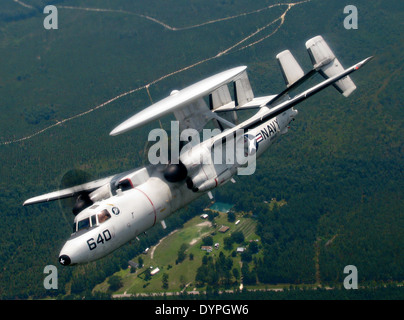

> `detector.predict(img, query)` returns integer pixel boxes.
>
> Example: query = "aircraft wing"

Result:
[110,66,254,136]
[23,175,115,206]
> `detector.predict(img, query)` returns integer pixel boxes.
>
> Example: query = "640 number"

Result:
[87,229,112,250]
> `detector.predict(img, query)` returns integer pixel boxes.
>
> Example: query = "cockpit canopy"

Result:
[72,209,111,234]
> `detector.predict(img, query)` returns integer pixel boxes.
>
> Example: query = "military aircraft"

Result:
[23,36,372,266]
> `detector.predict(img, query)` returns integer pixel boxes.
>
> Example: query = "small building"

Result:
[128,261,139,269]
[200,213,208,219]
[143,247,149,254]
[151,267,160,276]
[237,247,246,253]
[219,225,229,233]
[235,220,240,225]
[214,243,219,249]
[201,246,212,252]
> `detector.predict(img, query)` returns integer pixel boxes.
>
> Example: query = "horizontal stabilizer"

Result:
[269,50,317,106]
[306,35,356,97]
[230,56,372,135]
[276,50,304,87]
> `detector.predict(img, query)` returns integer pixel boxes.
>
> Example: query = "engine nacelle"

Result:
[89,183,113,202]
[192,168,235,192]
[181,144,212,176]
[180,141,237,193]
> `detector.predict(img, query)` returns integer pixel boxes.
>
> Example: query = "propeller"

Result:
[57,168,94,225]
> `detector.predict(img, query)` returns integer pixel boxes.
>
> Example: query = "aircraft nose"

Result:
[59,254,71,266]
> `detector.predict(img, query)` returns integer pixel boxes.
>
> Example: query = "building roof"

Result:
[151,267,160,275]
[219,225,229,233]
[128,261,139,268]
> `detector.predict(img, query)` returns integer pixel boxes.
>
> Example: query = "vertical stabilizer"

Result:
[276,50,304,87]
[305,35,356,97]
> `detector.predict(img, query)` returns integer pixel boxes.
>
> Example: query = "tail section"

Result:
[268,50,317,106]
[305,35,357,97]
[276,50,305,88]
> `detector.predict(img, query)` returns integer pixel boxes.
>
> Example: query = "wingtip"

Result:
[364,55,374,64]
[23,199,32,206]
[109,125,125,136]
[363,56,375,64]
[356,56,374,69]
[109,129,119,136]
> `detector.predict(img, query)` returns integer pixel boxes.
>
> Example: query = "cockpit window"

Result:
[77,218,90,231]
[98,209,111,224]
[117,179,133,192]
[72,210,111,234]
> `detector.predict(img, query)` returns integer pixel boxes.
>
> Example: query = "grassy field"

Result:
[93,205,262,295]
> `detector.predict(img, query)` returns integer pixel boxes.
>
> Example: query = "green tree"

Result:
[202,235,213,246]
[144,269,151,282]
[162,273,169,289]
[233,268,240,280]
[224,236,234,250]
[177,243,188,264]
[249,241,259,254]
[241,263,256,285]
[108,275,123,291]
[241,250,252,263]
[227,211,236,222]
[231,231,245,244]
[138,256,144,267]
